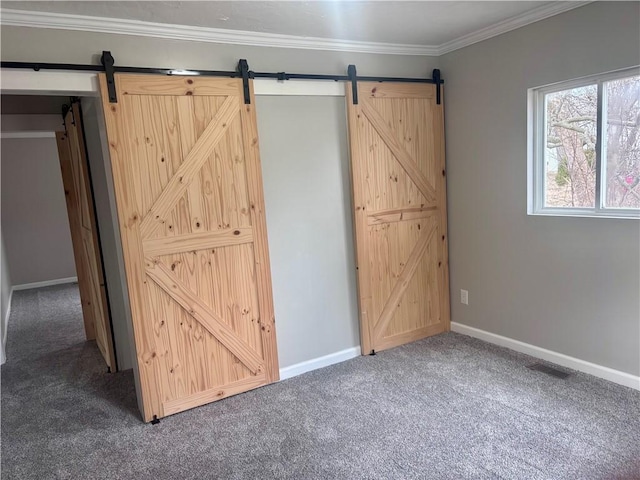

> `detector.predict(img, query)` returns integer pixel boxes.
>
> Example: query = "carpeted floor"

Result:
[1,284,639,480]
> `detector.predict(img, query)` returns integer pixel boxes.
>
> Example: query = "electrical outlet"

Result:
[460,289,469,305]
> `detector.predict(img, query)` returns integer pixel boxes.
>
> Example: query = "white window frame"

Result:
[528,66,640,219]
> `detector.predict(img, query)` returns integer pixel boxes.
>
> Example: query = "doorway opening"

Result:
[1,93,137,414]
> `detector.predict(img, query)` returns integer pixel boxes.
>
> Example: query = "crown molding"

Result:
[437,1,593,55]
[0,8,438,56]
[0,3,592,58]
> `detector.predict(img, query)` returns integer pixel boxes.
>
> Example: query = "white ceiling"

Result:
[2,1,584,49]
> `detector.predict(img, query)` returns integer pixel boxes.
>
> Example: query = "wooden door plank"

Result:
[375,323,446,352]
[372,223,437,341]
[239,79,279,383]
[143,227,254,257]
[346,95,376,356]
[57,105,117,372]
[367,206,437,225]
[434,90,451,333]
[145,260,264,375]
[140,96,239,238]
[67,103,117,371]
[56,131,96,341]
[175,96,206,233]
[360,82,436,99]
[118,74,239,97]
[162,373,266,417]
[360,99,436,204]
[100,74,161,421]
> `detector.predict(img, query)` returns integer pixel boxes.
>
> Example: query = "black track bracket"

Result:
[347,64,358,105]
[151,415,160,425]
[433,68,442,105]
[237,59,253,104]
[101,51,117,103]
[61,104,71,128]
[369,350,376,356]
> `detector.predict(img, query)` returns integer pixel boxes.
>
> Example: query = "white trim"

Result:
[451,322,640,391]
[3,288,12,343]
[0,69,345,98]
[0,69,99,96]
[279,346,360,381]
[0,8,436,56]
[437,1,593,55]
[0,4,591,57]
[12,276,78,291]
[254,79,345,97]
[0,131,56,139]
[1,288,10,365]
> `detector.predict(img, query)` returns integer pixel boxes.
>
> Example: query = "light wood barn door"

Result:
[99,74,279,422]
[347,82,450,355]
[56,103,116,371]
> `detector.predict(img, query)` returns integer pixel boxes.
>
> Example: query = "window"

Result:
[529,67,640,218]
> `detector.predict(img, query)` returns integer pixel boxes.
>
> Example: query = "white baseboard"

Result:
[3,288,12,325]
[279,346,361,381]
[12,276,78,291]
[451,322,640,391]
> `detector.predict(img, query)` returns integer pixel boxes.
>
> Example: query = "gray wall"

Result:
[1,137,77,286]
[1,232,11,364]
[440,1,640,375]
[256,96,360,367]
[81,98,134,371]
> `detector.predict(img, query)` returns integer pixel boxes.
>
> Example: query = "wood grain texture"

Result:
[118,74,239,97]
[100,75,159,420]
[347,82,450,355]
[162,374,266,417]
[345,93,375,356]
[139,96,239,238]
[99,74,278,421]
[367,206,437,225]
[238,79,280,383]
[56,131,96,342]
[435,87,451,333]
[143,227,253,257]
[373,222,437,341]
[362,82,435,99]
[144,260,264,374]
[56,104,116,371]
[360,99,436,203]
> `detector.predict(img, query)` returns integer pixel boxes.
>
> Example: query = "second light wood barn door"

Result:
[100,74,278,422]
[347,82,450,355]
[56,103,116,371]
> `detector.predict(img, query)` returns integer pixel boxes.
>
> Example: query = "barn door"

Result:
[99,74,279,421]
[347,83,450,355]
[56,102,117,371]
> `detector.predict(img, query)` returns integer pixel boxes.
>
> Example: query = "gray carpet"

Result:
[1,284,639,480]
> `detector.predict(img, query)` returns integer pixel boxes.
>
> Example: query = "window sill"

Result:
[528,209,640,220]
